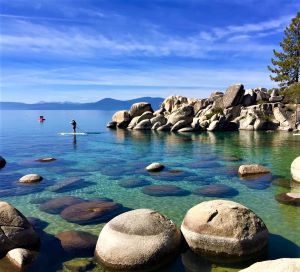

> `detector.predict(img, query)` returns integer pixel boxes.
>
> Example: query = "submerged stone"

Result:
[35,157,56,163]
[142,185,190,197]
[39,196,86,214]
[60,201,123,224]
[95,209,181,271]
[118,178,151,188]
[181,200,268,263]
[193,184,238,198]
[146,162,165,172]
[56,231,98,257]
[276,192,300,206]
[47,177,84,193]
[63,258,95,272]
[240,173,273,190]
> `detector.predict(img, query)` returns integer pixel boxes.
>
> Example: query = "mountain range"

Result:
[0,97,164,110]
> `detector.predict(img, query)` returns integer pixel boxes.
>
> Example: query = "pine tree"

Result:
[268,12,300,87]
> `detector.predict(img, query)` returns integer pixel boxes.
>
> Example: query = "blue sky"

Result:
[1,0,299,102]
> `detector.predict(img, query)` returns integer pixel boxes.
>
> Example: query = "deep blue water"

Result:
[0,110,300,272]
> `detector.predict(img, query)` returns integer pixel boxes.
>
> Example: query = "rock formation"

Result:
[108,84,298,132]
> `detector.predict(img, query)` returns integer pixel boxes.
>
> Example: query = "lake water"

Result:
[0,110,300,272]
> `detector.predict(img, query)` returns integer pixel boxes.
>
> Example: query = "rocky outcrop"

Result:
[108,84,298,132]
[95,209,181,271]
[0,201,40,255]
[240,258,300,272]
[6,248,37,269]
[291,157,300,182]
[181,200,268,262]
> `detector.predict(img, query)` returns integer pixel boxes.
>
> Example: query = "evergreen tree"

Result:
[268,12,300,87]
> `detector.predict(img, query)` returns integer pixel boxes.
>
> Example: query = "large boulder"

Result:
[130,102,153,118]
[95,209,181,271]
[223,84,245,109]
[133,119,152,130]
[240,258,300,272]
[0,201,40,255]
[181,200,268,262]
[150,115,167,126]
[171,118,193,132]
[291,157,300,182]
[238,164,270,176]
[112,110,131,128]
[168,105,194,125]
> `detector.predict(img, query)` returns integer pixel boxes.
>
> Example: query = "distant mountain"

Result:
[0,97,164,110]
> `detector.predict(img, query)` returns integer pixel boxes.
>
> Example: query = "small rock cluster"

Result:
[108,84,299,132]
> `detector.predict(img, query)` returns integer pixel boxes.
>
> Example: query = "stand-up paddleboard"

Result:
[59,132,87,136]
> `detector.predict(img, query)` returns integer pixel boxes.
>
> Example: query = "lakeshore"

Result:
[0,109,300,271]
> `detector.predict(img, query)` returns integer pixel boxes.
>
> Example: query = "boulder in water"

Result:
[0,156,7,169]
[146,162,165,172]
[19,174,43,183]
[181,200,268,262]
[95,209,181,271]
[291,157,300,182]
[238,164,270,176]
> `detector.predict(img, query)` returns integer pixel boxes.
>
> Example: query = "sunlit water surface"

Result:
[0,110,300,272]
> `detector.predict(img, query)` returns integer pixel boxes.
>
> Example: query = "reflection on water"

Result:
[0,110,300,272]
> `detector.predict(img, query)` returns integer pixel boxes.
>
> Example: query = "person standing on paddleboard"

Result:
[71,120,77,133]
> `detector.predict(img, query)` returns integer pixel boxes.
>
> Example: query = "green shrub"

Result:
[282,83,300,103]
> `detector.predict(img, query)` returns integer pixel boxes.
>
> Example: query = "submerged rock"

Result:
[146,162,165,172]
[118,178,151,188]
[47,177,84,193]
[39,196,85,214]
[0,201,40,255]
[0,156,7,169]
[240,258,300,272]
[60,201,123,224]
[19,174,43,183]
[276,192,300,206]
[291,157,300,182]
[35,157,56,163]
[95,209,181,271]
[63,258,95,272]
[181,200,268,263]
[56,231,98,257]
[193,184,238,198]
[142,185,190,197]
[238,164,270,176]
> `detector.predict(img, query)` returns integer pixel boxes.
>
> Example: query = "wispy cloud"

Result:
[0,14,292,59]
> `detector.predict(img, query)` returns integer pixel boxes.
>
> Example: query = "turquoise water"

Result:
[0,110,300,272]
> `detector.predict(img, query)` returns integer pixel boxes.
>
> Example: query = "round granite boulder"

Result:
[56,230,98,257]
[181,200,268,263]
[95,209,181,271]
[0,201,40,255]
[240,258,300,272]
[39,196,85,214]
[275,192,300,206]
[193,184,238,198]
[0,156,6,169]
[60,201,123,224]
[146,162,165,172]
[291,157,300,182]
[142,185,190,197]
[19,174,43,183]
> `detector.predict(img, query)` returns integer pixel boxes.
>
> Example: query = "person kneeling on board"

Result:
[70,120,77,133]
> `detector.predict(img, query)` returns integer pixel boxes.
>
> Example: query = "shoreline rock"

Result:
[291,157,300,182]
[238,164,270,176]
[107,84,298,132]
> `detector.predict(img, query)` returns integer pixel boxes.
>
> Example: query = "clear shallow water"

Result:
[0,110,300,272]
